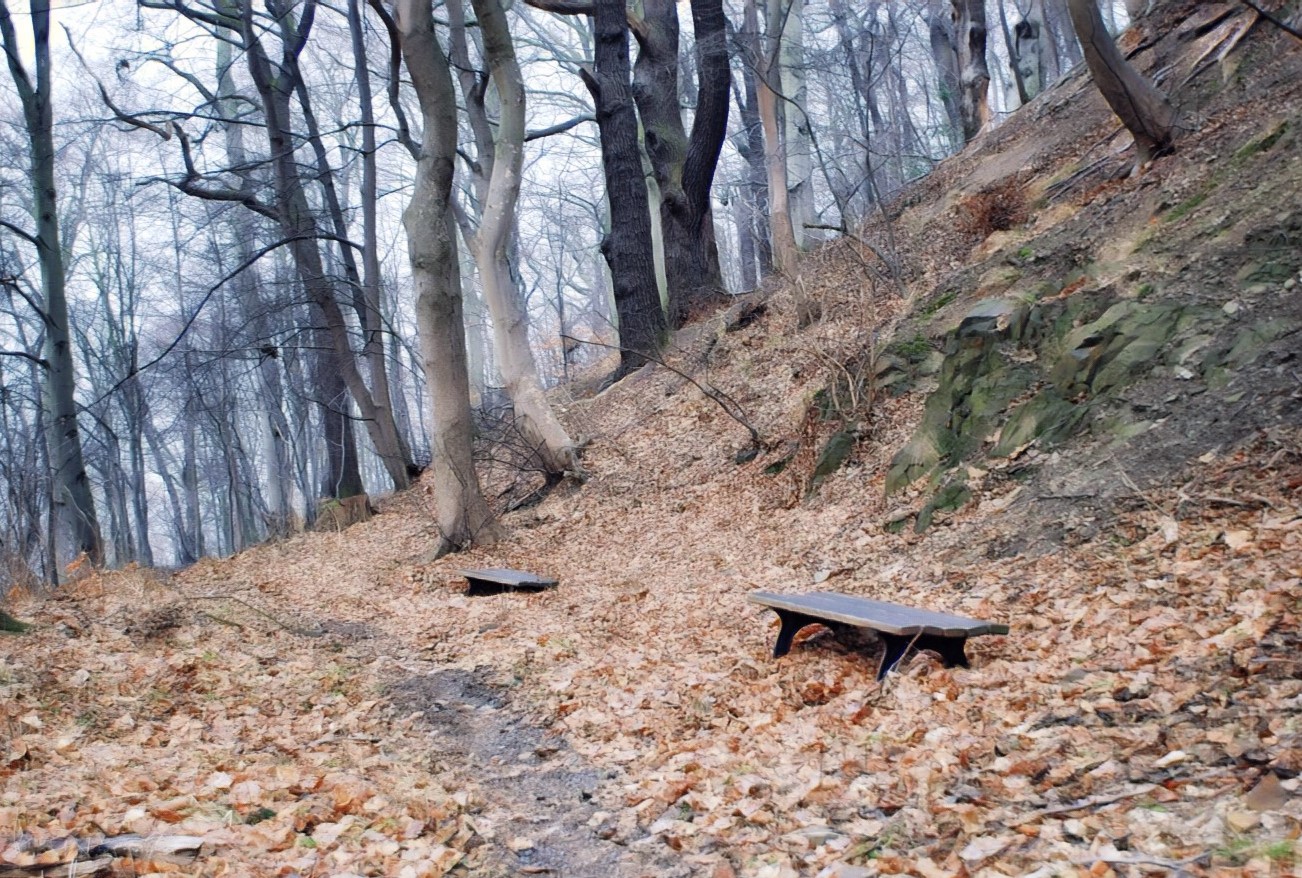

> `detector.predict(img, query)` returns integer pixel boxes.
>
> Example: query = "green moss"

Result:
[915,477,972,532]
[1233,121,1291,163]
[0,611,29,634]
[1164,188,1213,223]
[892,333,933,361]
[919,290,957,316]
[808,430,857,496]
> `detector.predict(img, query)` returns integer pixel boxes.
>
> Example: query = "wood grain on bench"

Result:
[749,590,1008,679]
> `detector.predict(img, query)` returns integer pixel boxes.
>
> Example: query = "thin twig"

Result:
[564,335,764,448]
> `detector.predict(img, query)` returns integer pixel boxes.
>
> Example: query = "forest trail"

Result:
[5,4,1302,874]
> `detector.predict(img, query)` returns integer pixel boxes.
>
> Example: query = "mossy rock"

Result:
[992,389,1084,457]
[1,610,30,634]
[808,430,857,495]
[915,476,972,532]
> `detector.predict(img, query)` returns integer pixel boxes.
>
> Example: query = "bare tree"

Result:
[951,0,991,141]
[397,0,499,553]
[0,0,103,573]
[1067,0,1176,162]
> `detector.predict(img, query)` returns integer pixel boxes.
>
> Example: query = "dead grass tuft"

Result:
[956,177,1030,239]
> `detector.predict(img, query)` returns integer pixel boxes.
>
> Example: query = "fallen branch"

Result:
[1007,783,1158,826]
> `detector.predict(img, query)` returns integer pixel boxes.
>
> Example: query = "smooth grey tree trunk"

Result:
[397,0,498,553]
[1067,0,1176,162]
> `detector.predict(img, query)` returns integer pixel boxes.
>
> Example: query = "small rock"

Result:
[1154,750,1188,768]
[1223,300,1243,316]
[507,836,535,852]
[1245,773,1290,812]
[1226,810,1260,832]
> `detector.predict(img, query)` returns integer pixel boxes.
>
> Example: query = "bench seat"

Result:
[460,568,558,596]
[749,590,1008,680]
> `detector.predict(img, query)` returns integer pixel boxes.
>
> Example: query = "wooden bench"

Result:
[749,591,1009,680]
[460,568,558,597]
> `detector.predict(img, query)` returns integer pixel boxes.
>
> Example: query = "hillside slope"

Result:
[3,4,1301,876]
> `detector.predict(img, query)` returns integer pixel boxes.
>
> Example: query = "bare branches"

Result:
[525,113,595,141]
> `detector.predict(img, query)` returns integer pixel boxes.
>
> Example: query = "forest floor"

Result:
[4,3,1302,876]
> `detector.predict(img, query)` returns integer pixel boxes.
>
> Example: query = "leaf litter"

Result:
[5,9,1302,875]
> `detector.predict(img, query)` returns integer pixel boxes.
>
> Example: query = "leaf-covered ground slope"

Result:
[4,3,1302,875]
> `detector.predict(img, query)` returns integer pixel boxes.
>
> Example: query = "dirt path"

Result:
[387,665,688,878]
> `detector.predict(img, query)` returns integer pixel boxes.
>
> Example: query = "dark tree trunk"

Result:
[630,0,729,326]
[313,328,365,499]
[586,0,666,374]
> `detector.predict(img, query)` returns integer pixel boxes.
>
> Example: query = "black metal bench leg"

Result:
[919,634,970,669]
[772,611,822,658]
[876,633,914,680]
[876,633,969,679]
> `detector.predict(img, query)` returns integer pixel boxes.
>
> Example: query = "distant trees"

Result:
[0,0,103,574]
[1,0,1165,583]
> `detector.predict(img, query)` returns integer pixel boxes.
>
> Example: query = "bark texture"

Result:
[746,0,799,276]
[587,0,667,374]
[631,0,731,325]
[1067,0,1176,162]
[397,0,498,552]
[951,0,991,142]
[458,0,579,476]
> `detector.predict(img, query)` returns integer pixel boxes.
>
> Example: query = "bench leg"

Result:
[875,633,969,680]
[772,611,823,658]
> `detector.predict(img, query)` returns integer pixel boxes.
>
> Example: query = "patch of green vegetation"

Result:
[919,290,958,317]
[1264,840,1297,865]
[1233,121,1291,163]
[892,333,933,361]
[808,430,857,496]
[1216,836,1256,866]
[245,807,276,825]
[298,836,318,849]
[1017,246,1035,261]
[1164,188,1213,223]
[1136,282,1154,299]
[0,610,30,634]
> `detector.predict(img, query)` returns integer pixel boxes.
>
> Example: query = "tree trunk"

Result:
[733,27,773,280]
[1067,0,1176,162]
[778,0,813,248]
[0,0,103,575]
[745,0,799,276]
[632,0,730,325]
[587,0,667,374]
[928,0,965,150]
[460,0,579,476]
[397,0,498,553]
[951,0,991,141]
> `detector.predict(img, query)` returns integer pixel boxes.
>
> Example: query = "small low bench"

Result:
[749,591,1009,680]
[460,568,558,597]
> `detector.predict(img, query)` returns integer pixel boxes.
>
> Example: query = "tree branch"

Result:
[0,219,37,246]
[0,349,49,369]
[525,113,594,141]
[522,0,594,15]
